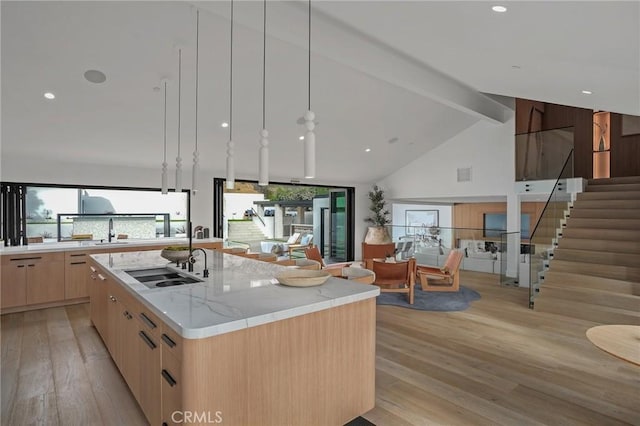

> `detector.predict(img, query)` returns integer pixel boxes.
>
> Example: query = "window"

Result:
[2,182,189,244]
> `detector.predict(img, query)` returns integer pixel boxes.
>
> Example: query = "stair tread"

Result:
[547,259,640,282]
[543,270,640,294]
[557,238,640,254]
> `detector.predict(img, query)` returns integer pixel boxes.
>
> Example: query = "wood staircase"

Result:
[534,176,640,325]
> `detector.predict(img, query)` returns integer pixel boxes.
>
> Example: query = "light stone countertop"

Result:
[0,237,223,255]
[91,249,380,340]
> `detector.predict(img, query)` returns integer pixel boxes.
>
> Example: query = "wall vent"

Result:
[457,167,472,182]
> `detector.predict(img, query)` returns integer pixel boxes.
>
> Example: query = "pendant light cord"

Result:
[229,0,234,142]
[178,49,182,157]
[262,0,266,129]
[308,0,311,111]
[163,82,167,162]
[195,10,199,151]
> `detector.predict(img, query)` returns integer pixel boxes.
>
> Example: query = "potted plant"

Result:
[364,185,392,244]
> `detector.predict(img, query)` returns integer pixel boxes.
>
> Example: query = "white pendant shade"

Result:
[191,151,199,194]
[259,129,269,186]
[226,140,235,189]
[304,110,315,179]
[175,157,183,192]
[161,161,168,194]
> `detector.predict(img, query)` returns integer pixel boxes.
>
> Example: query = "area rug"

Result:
[376,284,481,311]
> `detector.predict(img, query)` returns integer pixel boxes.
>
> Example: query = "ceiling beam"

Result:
[198,1,512,125]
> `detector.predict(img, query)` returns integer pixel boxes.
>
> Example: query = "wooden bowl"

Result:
[275,269,331,287]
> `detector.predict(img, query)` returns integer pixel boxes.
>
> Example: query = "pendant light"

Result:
[303,0,315,179]
[258,0,269,186]
[191,10,200,195]
[161,80,169,194]
[175,48,183,192]
[226,0,235,190]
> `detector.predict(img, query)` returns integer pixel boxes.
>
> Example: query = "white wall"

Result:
[378,117,516,200]
[378,114,520,277]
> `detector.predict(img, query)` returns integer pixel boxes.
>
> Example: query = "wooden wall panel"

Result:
[610,113,640,177]
[452,202,546,243]
[516,99,593,179]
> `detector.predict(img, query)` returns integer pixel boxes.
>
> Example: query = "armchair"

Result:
[416,249,463,292]
[287,234,314,258]
[364,258,416,304]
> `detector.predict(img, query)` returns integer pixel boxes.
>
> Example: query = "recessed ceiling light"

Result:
[43,92,55,100]
[221,122,229,128]
[299,136,304,140]
[365,148,371,152]
[84,69,107,84]
[582,90,593,95]
[492,5,507,12]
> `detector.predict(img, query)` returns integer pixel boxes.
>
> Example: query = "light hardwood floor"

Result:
[1,271,639,425]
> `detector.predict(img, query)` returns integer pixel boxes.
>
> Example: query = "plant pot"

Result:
[364,226,392,244]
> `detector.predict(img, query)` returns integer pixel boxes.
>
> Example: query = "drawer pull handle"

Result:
[139,312,157,329]
[10,256,41,261]
[17,265,25,268]
[70,261,87,265]
[89,266,96,273]
[97,274,106,281]
[161,334,176,348]
[161,369,177,387]
[27,264,35,267]
[109,295,117,302]
[138,331,156,350]
[70,253,86,257]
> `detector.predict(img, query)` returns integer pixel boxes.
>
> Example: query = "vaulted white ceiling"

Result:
[2,1,638,185]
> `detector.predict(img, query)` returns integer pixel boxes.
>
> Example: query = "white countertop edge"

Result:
[174,287,380,340]
[0,238,223,255]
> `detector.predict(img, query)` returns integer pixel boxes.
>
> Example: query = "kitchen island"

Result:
[89,249,379,426]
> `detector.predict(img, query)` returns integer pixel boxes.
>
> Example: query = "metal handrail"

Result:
[529,149,574,239]
[249,208,266,227]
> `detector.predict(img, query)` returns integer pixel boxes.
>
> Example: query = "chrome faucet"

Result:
[188,248,209,278]
[108,218,115,243]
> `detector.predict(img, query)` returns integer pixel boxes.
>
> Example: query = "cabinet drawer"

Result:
[2,251,64,266]
[161,348,183,426]
[160,325,183,361]
[137,306,161,336]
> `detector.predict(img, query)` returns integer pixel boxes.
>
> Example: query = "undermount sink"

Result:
[124,267,203,289]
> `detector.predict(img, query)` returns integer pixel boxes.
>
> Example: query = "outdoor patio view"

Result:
[222,181,350,262]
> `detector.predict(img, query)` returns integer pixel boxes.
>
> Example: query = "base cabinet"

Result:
[65,252,91,299]
[89,260,375,426]
[137,323,161,426]
[1,253,64,309]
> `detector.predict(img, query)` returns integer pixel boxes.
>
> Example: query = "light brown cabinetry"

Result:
[1,253,64,309]
[1,240,222,314]
[90,266,109,340]
[65,252,92,299]
[136,315,161,426]
[89,258,375,426]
